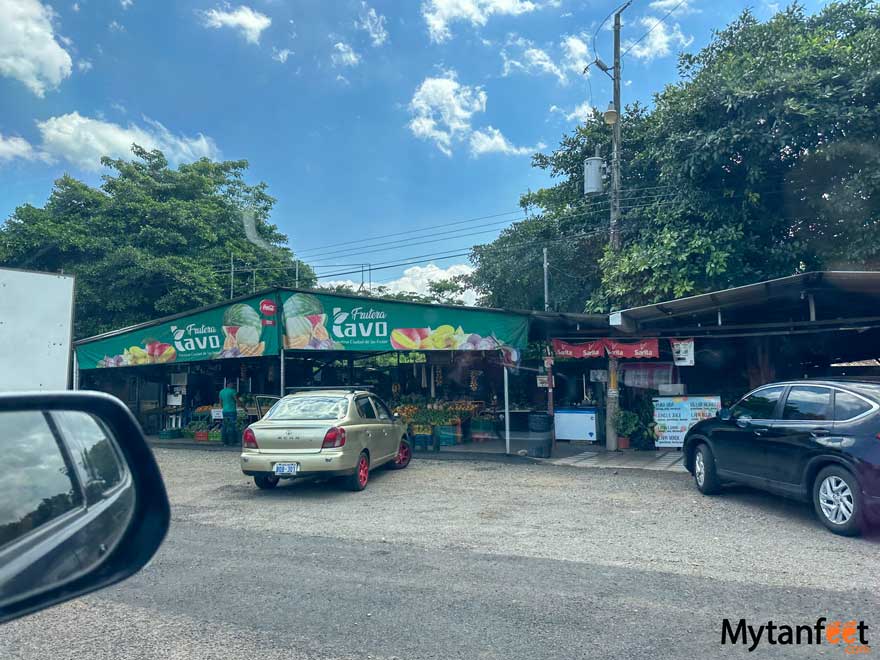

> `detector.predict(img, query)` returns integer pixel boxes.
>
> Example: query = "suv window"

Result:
[732,386,785,419]
[782,386,832,421]
[54,411,124,503]
[833,391,873,421]
[371,397,391,420]
[356,397,377,420]
[0,411,84,548]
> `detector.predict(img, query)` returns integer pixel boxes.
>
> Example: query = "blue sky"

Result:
[0,0,826,299]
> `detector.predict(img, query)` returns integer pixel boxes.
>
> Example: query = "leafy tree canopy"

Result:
[0,146,316,337]
[468,1,880,312]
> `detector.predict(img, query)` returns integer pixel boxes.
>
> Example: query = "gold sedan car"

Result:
[240,389,412,491]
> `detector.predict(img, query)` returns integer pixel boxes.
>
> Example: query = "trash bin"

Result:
[526,433,552,458]
[528,413,552,433]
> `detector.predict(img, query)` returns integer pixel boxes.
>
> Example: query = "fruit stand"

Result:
[393,398,498,451]
[182,404,248,442]
[75,287,530,454]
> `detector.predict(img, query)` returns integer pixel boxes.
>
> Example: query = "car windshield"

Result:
[265,396,348,420]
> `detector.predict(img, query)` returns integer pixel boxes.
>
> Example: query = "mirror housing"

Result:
[0,391,169,624]
[718,408,733,422]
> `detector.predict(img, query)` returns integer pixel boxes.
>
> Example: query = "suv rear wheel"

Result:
[813,466,862,536]
[693,443,721,495]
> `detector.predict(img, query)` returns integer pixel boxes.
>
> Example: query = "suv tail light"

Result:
[322,427,346,449]
[243,427,258,449]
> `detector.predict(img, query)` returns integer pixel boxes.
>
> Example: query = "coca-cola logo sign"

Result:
[260,299,277,315]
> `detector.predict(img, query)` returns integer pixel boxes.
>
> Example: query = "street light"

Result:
[603,101,618,126]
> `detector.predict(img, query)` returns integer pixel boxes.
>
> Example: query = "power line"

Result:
[593,2,631,66]
[622,0,687,58]
[293,209,523,256]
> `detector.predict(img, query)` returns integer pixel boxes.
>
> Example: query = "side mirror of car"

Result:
[735,414,753,429]
[718,408,732,422]
[0,391,170,624]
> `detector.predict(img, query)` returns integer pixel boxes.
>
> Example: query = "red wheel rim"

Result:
[396,441,411,465]
[358,456,369,486]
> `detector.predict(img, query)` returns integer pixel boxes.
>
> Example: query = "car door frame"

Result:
[353,395,381,460]
[369,395,398,462]
[759,384,837,498]
[712,384,786,485]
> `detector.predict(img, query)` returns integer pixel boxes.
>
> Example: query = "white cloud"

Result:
[501,33,589,84]
[0,133,45,163]
[469,126,543,157]
[72,2,79,11]
[331,41,360,67]
[35,112,219,171]
[272,47,292,63]
[624,16,693,61]
[336,74,350,85]
[120,0,133,8]
[422,0,539,43]
[0,0,73,96]
[648,0,698,15]
[110,101,127,114]
[356,2,388,46]
[199,5,271,45]
[502,46,565,83]
[560,34,590,76]
[407,70,536,158]
[323,263,478,305]
[77,59,92,73]
[108,20,125,32]
[550,100,594,123]
[407,70,486,156]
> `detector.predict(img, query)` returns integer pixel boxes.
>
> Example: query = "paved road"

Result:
[3,450,878,659]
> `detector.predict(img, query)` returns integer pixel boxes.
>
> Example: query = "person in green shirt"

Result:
[219,385,240,446]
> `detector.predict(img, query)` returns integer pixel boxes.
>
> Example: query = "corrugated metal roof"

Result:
[611,271,880,328]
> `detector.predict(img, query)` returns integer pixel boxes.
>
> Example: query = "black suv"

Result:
[683,380,880,536]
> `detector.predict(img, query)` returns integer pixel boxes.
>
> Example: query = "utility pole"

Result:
[542,247,550,312]
[229,252,234,299]
[604,1,630,452]
[295,261,299,288]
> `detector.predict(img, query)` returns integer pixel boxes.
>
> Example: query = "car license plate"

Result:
[273,463,299,476]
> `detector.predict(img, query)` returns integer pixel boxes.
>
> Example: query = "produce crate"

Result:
[207,430,222,442]
[159,429,182,440]
[435,425,460,446]
[412,433,433,451]
[194,430,210,442]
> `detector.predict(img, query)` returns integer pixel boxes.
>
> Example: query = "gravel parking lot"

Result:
[3,450,878,659]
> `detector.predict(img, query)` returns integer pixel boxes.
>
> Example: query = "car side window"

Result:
[833,391,873,421]
[0,411,84,548]
[371,397,391,420]
[782,386,832,421]
[54,411,125,504]
[356,397,376,420]
[731,386,785,419]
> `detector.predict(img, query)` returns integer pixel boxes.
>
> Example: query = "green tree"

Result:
[470,1,880,312]
[0,146,315,337]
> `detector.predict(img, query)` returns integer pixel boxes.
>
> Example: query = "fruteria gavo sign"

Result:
[76,295,280,369]
[280,291,528,352]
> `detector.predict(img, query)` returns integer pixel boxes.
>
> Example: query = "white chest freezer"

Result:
[554,407,598,442]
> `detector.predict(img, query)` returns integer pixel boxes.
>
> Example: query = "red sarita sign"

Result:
[551,339,605,358]
[551,338,659,359]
